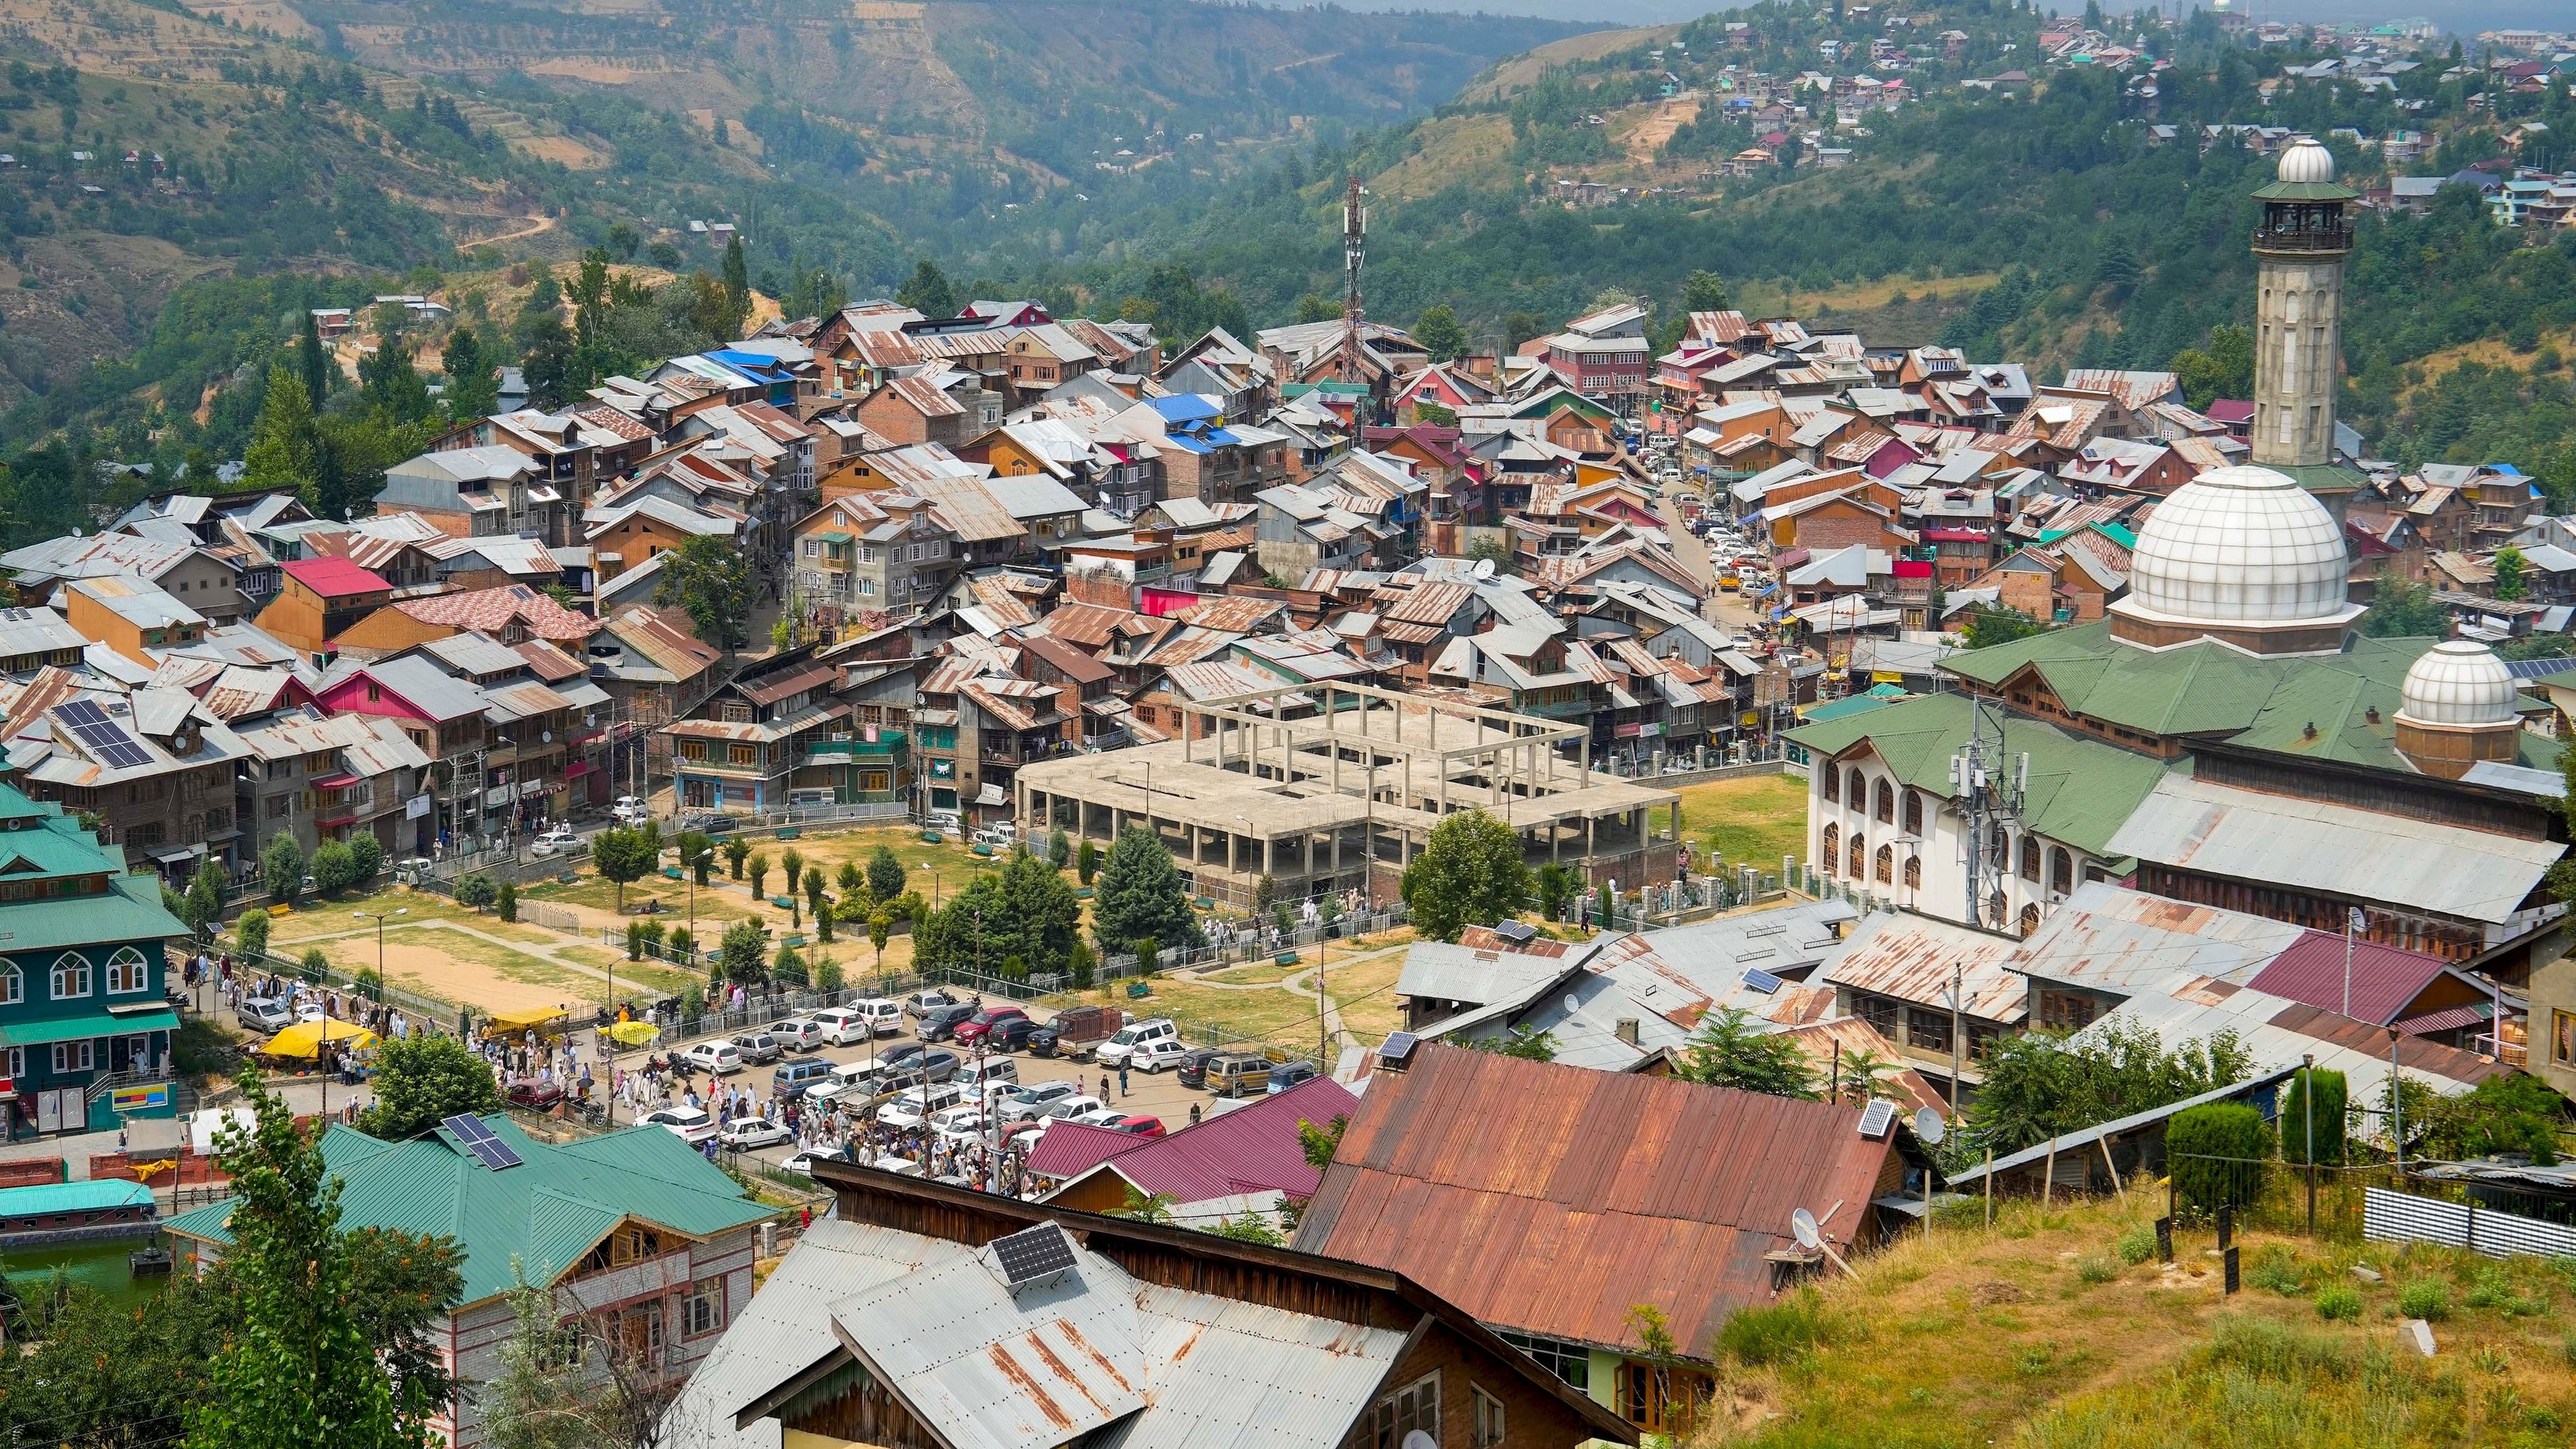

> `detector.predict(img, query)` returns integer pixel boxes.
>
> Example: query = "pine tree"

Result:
[297,311,331,411]
[895,259,956,319]
[240,364,321,499]
[720,236,751,337]
[1091,825,1204,958]
[442,327,497,419]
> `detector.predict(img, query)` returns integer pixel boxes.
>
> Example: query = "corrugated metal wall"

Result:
[2362,1186,2576,1259]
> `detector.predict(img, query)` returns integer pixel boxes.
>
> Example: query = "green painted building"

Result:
[0,781,186,1136]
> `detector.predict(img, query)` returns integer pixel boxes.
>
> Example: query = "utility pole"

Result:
[1948,963,1962,1122]
[1948,696,2026,931]
[1339,174,1368,389]
[2342,905,2360,1018]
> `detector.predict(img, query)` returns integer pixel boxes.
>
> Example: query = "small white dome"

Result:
[2398,640,2517,727]
[2277,136,2336,185]
[2126,465,2351,624]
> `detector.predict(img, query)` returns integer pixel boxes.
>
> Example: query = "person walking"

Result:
[1118,1062,1129,1098]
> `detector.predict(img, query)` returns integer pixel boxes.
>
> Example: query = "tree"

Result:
[2494,544,2530,601]
[359,1034,506,1139]
[2171,323,2254,410]
[1502,310,1546,351]
[678,830,716,885]
[2360,576,2452,637]
[262,833,305,906]
[1682,268,1731,315]
[1466,1024,1559,1060]
[725,836,752,880]
[657,534,755,652]
[1413,304,1466,362]
[478,1271,670,1449]
[605,220,641,260]
[1405,809,1531,942]
[1535,862,1579,921]
[1091,825,1204,957]
[310,839,358,897]
[359,333,431,424]
[864,845,907,903]
[347,833,383,884]
[518,313,577,410]
[236,907,272,960]
[1672,1007,1819,1098]
[1076,838,1100,886]
[182,857,227,940]
[719,236,751,336]
[1464,534,1513,575]
[240,364,321,501]
[1961,603,2050,648]
[869,909,892,970]
[442,327,498,419]
[748,851,771,899]
[193,1068,419,1449]
[496,882,518,923]
[805,866,831,942]
[1208,1213,1284,1245]
[1966,1020,2253,1157]
[297,310,331,411]
[1047,827,1071,871]
[1294,293,1338,324]
[2167,1102,2273,1216]
[895,259,956,318]
[781,847,806,897]
[2280,1066,2347,1166]
[720,919,768,986]
[454,873,499,912]
[1298,1114,1348,1172]
[836,859,864,895]
[591,826,655,910]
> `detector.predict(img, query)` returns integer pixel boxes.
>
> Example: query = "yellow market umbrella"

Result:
[606,1020,661,1047]
[265,1018,381,1059]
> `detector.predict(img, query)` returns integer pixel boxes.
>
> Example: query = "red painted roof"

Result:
[1024,1121,1136,1180]
[2206,400,2255,425]
[282,556,393,598]
[1043,1076,1360,1205]
[2247,930,2455,1028]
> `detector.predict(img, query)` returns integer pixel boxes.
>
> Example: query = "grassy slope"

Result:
[1702,1196,2576,1449]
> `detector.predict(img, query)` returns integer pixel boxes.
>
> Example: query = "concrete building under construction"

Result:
[1013,682,1683,909]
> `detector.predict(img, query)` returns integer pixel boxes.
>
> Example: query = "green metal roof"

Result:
[2253,180,2360,202]
[1802,692,1904,724]
[2265,462,2370,495]
[1787,691,2179,857]
[162,1114,774,1305]
[0,1179,154,1215]
[2037,522,2138,549]
[0,874,189,956]
[0,1006,178,1048]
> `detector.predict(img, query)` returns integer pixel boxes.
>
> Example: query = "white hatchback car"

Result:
[718,1116,792,1150]
[769,1018,828,1052]
[642,1106,716,1144]
[529,823,580,857]
[1129,1038,1191,1073]
[683,1041,744,1075]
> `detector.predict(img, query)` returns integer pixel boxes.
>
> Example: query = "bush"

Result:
[2167,1103,2273,1216]
[234,909,271,960]
[299,947,329,983]
[815,958,843,992]
[2076,1254,2118,1285]
[454,872,499,912]
[2114,1223,2157,1265]
[495,882,518,923]
[2314,1284,2363,1322]
[309,840,357,897]
[2464,1266,2545,1317]
[2397,1279,2452,1322]
[347,834,383,883]
[625,920,645,961]
[173,1017,237,1076]
[1717,1289,1833,1366]
[2281,1067,2348,1165]
[2247,1247,2308,1297]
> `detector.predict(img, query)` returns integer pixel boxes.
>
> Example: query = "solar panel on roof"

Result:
[443,1112,523,1169]
[1380,1031,1420,1066]
[1742,968,1783,995]
[55,700,106,726]
[991,1223,1076,1287]
[1859,1100,1897,1139]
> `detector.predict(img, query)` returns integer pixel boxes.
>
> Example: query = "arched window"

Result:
[2018,903,2042,938]
[1846,768,1867,808]
[49,952,89,1000]
[1821,824,1839,875]
[2050,848,2075,896]
[0,965,18,1006]
[105,946,148,996]
[1848,833,1866,879]
[1903,791,1923,837]
[1903,854,1921,889]
[1874,779,1895,825]
[1821,765,1840,805]
[1988,891,2007,925]
[1874,845,1894,885]
[2018,835,2042,881]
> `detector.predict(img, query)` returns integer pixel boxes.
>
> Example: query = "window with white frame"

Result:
[106,946,149,995]
[3,1048,19,1083]
[1472,1386,1505,1449]
[49,953,90,1000]
[53,1039,93,1073]
[858,578,876,596]
[802,539,820,557]
[683,1277,725,1337]
[1373,1372,1439,1449]
[0,965,18,1006]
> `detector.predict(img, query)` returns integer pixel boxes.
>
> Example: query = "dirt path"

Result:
[462,213,556,248]
[1626,94,1700,166]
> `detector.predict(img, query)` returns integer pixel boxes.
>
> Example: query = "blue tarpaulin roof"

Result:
[1150,394,1225,424]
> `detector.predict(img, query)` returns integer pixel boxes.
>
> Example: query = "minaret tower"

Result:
[2249,136,2356,469]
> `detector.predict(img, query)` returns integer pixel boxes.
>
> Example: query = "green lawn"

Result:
[1676,771,1810,875]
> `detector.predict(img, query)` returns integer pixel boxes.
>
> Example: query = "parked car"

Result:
[1033,1094,1106,1130]
[998,1080,1082,1123]
[681,813,741,835]
[874,1041,929,1073]
[1204,1053,1272,1098]
[951,1006,1031,1050]
[505,1081,563,1112]
[808,1006,873,1046]
[1173,1047,1226,1090]
[972,822,1018,848]
[611,795,649,825]
[928,1104,988,1147]
[237,997,294,1032]
[642,1106,716,1144]
[683,1040,744,1075]
[773,1058,836,1100]
[850,998,904,1036]
[778,1148,832,1177]
[803,1060,884,1105]
[1030,1005,1123,1060]
[877,1082,964,1129]
[958,1056,1019,1092]
[719,1116,792,1150]
[770,1018,828,1052]
[1094,1018,1178,1068]
[917,1003,980,1042]
[1101,1115,1167,1138]
[882,1049,961,1088]
[1265,1061,1319,1094]
[924,811,962,837]
[730,1032,783,1065]
[900,990,957,1020]
[1129,1037,1191,1074]
[529,823,580,858]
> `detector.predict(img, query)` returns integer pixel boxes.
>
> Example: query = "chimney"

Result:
[1615,1018,1641,1046]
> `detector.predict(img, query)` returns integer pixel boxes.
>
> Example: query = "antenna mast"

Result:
[1950,694,2027,930]
[1340,174,1367,387]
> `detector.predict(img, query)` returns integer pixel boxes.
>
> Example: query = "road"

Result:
[1652,487,1769,636]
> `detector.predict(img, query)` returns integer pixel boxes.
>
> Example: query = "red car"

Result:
[950,1006,1031,1048]
[506,1081,564,1112]
[1104,1115,1165,1138]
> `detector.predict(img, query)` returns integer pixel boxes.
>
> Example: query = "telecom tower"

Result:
[1948,696,2027,930]
[1339,174,1367,386]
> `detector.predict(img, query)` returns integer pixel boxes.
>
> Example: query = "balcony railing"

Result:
[2251,222,2353,254]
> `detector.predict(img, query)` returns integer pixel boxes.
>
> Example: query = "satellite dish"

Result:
[1791,1207,1821,1250]
[1473,558,1495,579]
[1914,1107,1946,1146]
[1563,994,1581,1015]
[1403,1434,1437,1449]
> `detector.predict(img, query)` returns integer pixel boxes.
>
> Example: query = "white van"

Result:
[959,1056,1019,1092]
[851,998,904,1036]
[809,1007,871,1046]
[806,1060,884,1104]
[878,1082,964,1129]
[1094,1018,1178,1069]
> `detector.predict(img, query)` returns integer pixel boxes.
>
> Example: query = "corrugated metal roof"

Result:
[1293,1044,1895,1358]
[2011,881,2305,997]
[1821,910,2028,1021]
[2106,773,2561,925]
[0,1178,156,1215]
[1050,1078,1359,1208]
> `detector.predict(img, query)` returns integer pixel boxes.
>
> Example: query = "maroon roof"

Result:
[1052,1077,1359,1207]
[1292,1044,1894,1358]
[282,556,392,598]
[1024,1120,1136,1180]
[2205,399,2255,425]
[2246,930,2456,1028]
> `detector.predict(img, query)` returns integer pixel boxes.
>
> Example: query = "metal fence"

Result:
[2363,1185,2576,1259]
[518,903,582,934]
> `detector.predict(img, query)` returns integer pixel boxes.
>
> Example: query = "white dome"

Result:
[2126,466,2352,624]
[2277,137,2336,184]
[2398,640,2517,727]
